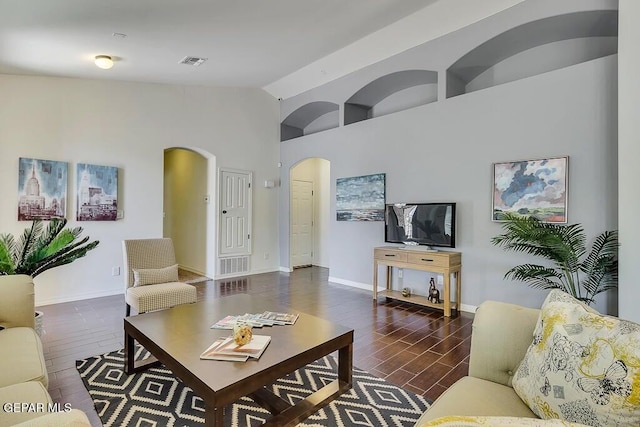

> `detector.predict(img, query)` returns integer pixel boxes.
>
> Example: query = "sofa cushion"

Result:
[0,327,48,388]
[418,415,590,426]
[0,381,52,426]
[13,409,91,426]
[512,290,640,427]
[415,376,537,425]
[132,264,179,286]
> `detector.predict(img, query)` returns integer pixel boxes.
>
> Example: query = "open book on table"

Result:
[200,335,271,362]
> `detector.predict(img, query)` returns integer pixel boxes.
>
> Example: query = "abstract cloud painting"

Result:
[492,156,568,223]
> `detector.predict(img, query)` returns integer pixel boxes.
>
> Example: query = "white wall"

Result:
[618,0,640,322]
[278,0,619,314]
[0,75,280,306]
[264,0,524,99]
[163,148,208,275]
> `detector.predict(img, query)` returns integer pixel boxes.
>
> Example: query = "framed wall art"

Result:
[18,157,68,220]
[492,156,568,223]
[77,163,118,221]
[336,173,386,221]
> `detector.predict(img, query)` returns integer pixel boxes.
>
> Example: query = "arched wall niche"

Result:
[447,10,618,98]
[280,101,339,142]
[344,69,438,125]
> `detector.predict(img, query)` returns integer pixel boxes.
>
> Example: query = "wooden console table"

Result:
[373,246,462,317]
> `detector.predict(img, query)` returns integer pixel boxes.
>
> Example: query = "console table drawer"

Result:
[374,249,407,262]
[407,252,451,267]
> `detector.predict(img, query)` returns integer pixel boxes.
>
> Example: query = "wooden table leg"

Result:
[338,341,353,386]
[443,272,451,317]
[205,401,223,427]
[124,328,135,375]
[456,270,461,313]
[373,261,378,301]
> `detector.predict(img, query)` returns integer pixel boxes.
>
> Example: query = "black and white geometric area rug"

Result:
[76,346,430,427]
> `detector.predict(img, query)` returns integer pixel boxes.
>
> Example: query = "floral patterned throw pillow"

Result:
[419,416,589,426]
[512,290,640,427]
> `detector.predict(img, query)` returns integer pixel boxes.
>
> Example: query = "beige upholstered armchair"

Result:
[122,238,198,316]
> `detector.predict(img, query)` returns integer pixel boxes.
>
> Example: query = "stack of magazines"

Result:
[199,335,271,362]
[210,311,299,329]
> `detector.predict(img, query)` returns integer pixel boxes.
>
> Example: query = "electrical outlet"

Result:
[263,252,269,260]
[398,268,403,279]
[116,210,124,220]
[112,266,120,276]
[437,275,443,285]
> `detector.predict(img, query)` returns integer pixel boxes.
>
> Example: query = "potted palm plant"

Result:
[491,213,617,305]
[0,219,99,333]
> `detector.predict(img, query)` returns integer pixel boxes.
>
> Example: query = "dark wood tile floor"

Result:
[38,266,473,426]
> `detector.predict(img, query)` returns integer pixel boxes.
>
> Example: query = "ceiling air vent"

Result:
[179,56,207,67]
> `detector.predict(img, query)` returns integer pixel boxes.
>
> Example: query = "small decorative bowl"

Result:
[233,323,253,346]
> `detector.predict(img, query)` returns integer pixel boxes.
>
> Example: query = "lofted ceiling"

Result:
[0,0,434,93]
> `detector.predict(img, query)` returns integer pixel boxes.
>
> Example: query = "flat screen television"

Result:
[384,202,456,248]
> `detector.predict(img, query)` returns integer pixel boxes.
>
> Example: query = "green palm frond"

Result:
[492,213,618,305]
[504,264,564,290]
[31,239,100,277]
[3,219,99,279]
[0,235,16,275]
[14,220,43,272]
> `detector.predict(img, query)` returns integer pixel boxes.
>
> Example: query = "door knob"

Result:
[222,210,227,214]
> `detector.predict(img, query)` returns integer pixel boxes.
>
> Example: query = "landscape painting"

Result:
[492,156,568,223]
[18,157,67,220]
[336,173,385,221]
[77,163,118,221]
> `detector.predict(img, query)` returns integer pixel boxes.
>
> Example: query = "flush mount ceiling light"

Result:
[94,55,114,70]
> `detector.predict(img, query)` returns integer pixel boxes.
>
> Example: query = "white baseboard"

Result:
[36,288,124,307]
[328,276,371,291]
[178,264,206,276]
[279,266,293,273]
[459,303,477,314]
[214,267,281,280]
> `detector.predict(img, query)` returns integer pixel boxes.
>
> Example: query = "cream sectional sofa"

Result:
[415,299,541,425]
[0,275,90,427]
[416,293,640,426]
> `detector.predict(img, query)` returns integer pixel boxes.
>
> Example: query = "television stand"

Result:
[372,246,462,317]
[403,245,438,252]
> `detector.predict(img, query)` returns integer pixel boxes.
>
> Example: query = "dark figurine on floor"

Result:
[428,278,440,304]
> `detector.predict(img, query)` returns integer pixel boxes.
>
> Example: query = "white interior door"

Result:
[219,169,252,256]
[291,180,313,267]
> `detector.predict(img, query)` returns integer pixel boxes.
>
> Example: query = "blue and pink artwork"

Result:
[492,156,568,223]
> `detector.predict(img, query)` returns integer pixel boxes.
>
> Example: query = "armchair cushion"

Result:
[125,282,197,313]
[513,290,640,427]
[132,264,179,287]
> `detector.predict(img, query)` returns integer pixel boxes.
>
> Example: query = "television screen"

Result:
[385,203,456,248]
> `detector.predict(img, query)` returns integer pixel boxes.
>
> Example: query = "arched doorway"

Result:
[163,147,216,277]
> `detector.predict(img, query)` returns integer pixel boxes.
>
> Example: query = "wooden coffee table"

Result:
[124,294,353,426]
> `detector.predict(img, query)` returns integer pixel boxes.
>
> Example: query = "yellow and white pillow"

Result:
[132,264,179,286]
[420,416,589,426]
[512,290,640,427]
